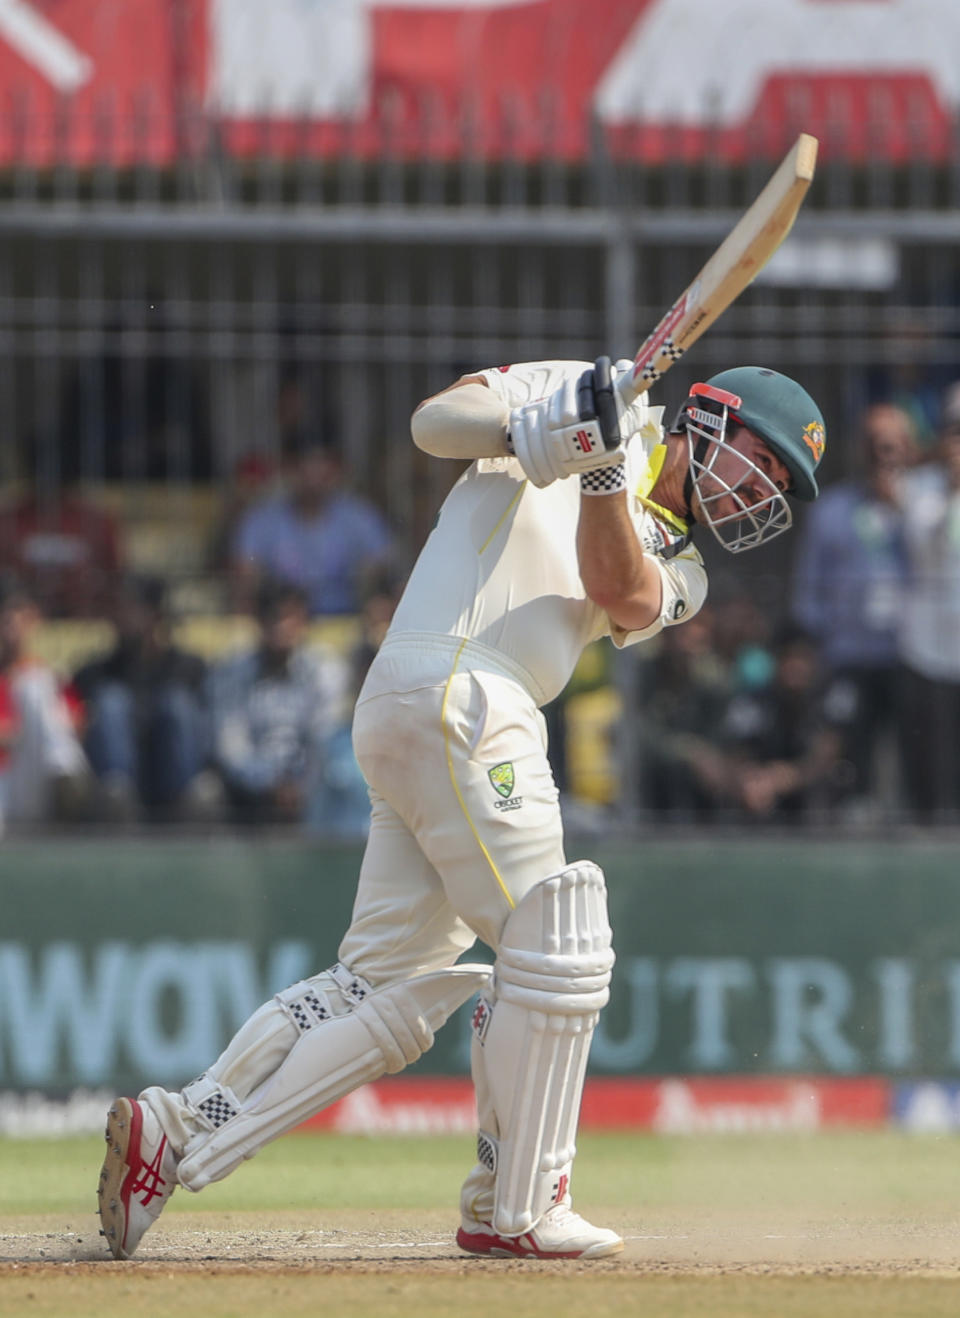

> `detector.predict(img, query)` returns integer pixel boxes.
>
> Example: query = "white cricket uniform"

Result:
[338,361,708,982]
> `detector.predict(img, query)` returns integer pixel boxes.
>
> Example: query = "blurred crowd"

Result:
[2,377,960,836]
[633,386,960,827]
[0,416,399,838]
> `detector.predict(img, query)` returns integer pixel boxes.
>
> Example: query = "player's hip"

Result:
[358,631,547,706]
[353,662,557,843]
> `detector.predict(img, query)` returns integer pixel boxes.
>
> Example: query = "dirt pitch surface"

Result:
[3,1212,960,1318]
[3,1205,960,1274]
[3,1133,960,1314]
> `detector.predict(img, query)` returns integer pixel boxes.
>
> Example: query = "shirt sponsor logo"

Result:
[641,518,686,561]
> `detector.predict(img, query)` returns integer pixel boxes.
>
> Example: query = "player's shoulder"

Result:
[479,360,592,404]
[486,358,592,376]
[655,532,708,613]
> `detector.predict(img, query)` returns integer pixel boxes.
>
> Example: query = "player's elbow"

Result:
[585,571,662,633]
[410,399,441,455]
[410,378,507,460]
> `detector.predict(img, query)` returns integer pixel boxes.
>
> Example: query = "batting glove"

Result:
[509,357,647,488]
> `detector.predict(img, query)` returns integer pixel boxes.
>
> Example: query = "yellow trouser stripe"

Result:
[478,482,526,555]
[441,637,516,910]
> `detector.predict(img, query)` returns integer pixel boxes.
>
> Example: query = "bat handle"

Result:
[614,363,643,408]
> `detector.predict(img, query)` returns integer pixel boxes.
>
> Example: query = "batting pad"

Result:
[484,861,614,1235]
[176,963,491,1190]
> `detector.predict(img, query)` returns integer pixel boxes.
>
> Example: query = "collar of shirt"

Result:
[633,439,689,535]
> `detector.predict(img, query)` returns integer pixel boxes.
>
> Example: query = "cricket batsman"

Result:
[98,356,825,1260]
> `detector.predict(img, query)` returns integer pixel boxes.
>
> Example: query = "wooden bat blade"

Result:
[618,132,818,404]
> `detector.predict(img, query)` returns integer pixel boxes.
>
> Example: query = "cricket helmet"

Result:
[676,367,825,553]
[705,366,825,502]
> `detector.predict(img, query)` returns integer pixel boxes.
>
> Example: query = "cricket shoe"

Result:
[457,1204,623,1260]
[97,1097,179,1259]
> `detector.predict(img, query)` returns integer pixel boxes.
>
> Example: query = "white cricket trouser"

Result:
[140,631,568,1163]
[339,632,567,979]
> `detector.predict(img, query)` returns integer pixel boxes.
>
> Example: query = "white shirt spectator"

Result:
[0,662,87,830]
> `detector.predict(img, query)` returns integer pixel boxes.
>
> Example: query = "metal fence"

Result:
[2,151,959,586]
[2,104,960,823]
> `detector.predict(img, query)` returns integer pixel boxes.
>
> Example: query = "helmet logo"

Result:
[802,420,826,462]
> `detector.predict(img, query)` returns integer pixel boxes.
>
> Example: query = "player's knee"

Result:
[495,861,615,1012]
[275,962,430,1070]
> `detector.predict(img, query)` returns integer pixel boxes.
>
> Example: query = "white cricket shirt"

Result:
[384,361,708,705]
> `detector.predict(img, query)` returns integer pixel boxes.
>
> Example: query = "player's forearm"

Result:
[411,379,511,460]
[577,492,662,630]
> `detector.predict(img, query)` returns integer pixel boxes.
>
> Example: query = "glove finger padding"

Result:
[509,357,645,488]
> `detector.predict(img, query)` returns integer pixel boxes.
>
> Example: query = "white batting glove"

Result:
[509,357,648,488]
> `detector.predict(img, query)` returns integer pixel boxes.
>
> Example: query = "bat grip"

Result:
[614,368,642,408]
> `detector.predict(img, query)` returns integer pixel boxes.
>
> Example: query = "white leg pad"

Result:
[177,962,491,1191]
[482,861,614,1235]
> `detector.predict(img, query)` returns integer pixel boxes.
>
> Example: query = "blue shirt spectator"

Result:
[790,403,918,809]
[232,435,393,616]
[791,404,917,670]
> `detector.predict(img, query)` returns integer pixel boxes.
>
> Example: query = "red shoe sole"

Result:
[98,1097,140,1259]
[456,1225,584,1260]
[117,1097,144,1255]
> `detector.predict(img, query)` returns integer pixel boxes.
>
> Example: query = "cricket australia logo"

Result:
[488,762,523,811]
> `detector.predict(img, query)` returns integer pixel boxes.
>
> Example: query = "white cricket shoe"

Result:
[457,1204,623,1260]
[97,1097,178,1259]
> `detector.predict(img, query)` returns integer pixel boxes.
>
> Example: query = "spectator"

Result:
[634,605,731,821]
[791,403,918,811]
[303,569,404,838]
[72,576,209,822]
[711,588,776,693]
[210,579,356,828]
[0,438,122,618]
[0,576,89,831]
[347,567,406,694]
[207,452,277,576]
[866,310,951,452]
[231,432,394,617]
[896,395,960,821]
[698,626,843,823]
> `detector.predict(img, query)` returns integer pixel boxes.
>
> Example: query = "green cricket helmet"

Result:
[677,367,825,553]
[705,366,825,501]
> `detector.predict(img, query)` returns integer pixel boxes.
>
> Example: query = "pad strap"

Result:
[177,963,492,1191]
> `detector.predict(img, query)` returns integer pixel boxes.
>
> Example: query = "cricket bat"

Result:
[616,132,818,407]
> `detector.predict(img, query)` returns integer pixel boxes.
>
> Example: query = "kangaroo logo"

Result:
[802,420,826,462]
